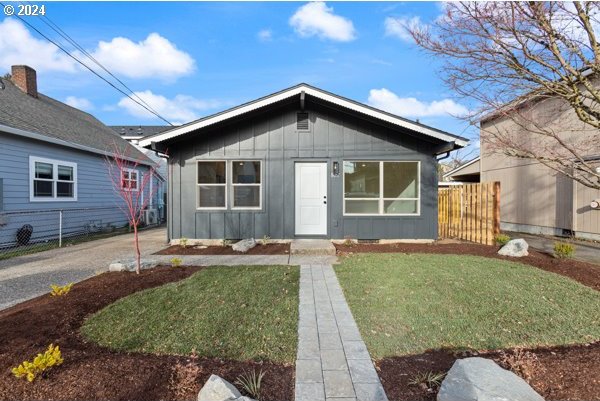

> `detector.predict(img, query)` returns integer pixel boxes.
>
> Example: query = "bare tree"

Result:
[407,1,600,189]
[106,143,157,274]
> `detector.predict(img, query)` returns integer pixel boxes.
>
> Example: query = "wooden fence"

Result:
[438,182,500,245]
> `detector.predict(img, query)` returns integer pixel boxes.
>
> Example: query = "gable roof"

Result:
[443,156,480,179]
[139,83,469,149]
[0,78,153,165]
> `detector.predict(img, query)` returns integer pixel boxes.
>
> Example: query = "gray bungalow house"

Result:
[140,84,468,241]
[0,65,163,248]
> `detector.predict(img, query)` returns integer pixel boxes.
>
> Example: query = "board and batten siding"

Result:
[0,132,157,246]
[168,103,440,240]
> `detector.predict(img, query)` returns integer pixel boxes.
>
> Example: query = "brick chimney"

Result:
[11,65,38,98]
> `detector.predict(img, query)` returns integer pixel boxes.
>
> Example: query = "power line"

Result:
[36,13,164,119]
[1,4,174,126]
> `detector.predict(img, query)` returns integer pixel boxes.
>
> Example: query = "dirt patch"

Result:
[377,342,600,401]
[335,242,600,291]
[0,267,294,401]
[155,243,290,256]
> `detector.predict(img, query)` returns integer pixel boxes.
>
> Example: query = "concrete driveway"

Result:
[0,228,168,310]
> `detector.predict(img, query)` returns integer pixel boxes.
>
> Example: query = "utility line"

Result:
[1,4,174,126]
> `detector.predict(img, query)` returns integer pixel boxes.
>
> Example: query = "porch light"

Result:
[333,161,340,176]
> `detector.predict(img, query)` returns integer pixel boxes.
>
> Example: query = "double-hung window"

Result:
[29,156,77,201]
[343,161,420,215]
[196,160,262,210]
[122,168,139,191]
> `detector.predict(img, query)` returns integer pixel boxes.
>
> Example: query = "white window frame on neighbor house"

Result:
[196,160,228,210]
[231,160,262,210]
[122,168,139,192]
[29,156,78,202]
[342,160,421,216]
[196,160,263,211]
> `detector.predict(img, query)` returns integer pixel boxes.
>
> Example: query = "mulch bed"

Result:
[155,243,290,255]
[0,267,294,401]
[335,241,600,400]
[377,342,600,401]
[335,242,600,291]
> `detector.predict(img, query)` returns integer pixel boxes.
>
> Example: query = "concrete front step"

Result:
[291,239,337,256]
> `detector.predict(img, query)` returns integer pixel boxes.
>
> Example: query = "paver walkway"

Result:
[295,264,388,401]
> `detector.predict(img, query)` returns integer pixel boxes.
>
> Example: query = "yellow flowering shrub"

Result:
[12,344,64,382]
[50,283,73,296]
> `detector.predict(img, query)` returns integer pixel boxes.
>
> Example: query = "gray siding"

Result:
[0,132,160,246]
[169,103,440,240]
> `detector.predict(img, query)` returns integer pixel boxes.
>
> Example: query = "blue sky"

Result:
[0,1,478,150]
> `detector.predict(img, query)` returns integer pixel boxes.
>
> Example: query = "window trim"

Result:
[231,160,262,210]
[122,168,139,192]
[342,160,420,216]
[29,156,78,202]
[196,160,228,210]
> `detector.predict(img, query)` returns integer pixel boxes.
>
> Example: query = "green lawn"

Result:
[335,253,600,358]
[81,265,299,364]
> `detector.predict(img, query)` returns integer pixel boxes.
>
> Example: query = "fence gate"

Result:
[438,182,500,245]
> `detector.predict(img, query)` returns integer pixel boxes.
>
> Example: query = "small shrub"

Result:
[222,239,233,246]
[12,344,64,382]
[554,242,575,259]
[495,234,511,246]
[260,235,271,246]
[343,236,355,247]
[498,348,542,381]
[50,283,73,297]
[179,237,188,248]
[168,351,201,398]
[235,369,265,400]
[408,371,446,391]
[171,257,183,268]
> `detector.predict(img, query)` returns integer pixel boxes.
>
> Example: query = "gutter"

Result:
[0,123,155,167]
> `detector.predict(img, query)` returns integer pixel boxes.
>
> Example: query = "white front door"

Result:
[295,162,328,236]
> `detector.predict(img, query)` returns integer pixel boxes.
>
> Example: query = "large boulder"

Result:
[232,238,257,253]
[108,258,158,272]
[198,374,242,401]
[498,239,529,257]
[438,357,544,401]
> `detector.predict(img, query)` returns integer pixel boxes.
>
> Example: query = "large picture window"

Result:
[343,161,419,215]
[29,156,77,201]
[196,160,262,210]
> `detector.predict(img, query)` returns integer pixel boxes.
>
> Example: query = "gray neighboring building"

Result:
[0,65,163,248]
[140,84,468,241]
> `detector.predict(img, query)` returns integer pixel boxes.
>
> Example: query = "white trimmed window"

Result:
[197,161,227,209]
[343,161,420,215]
[29,156,77,201]
[196,160,262,210]
[122,168,139,192]
[232,161,261,209]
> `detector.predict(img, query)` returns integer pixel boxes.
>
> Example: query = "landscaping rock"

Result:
[498,239,529,257]
[108,258,158,272]
[438,357,545,401]
[197,374,242,401]
[232,238,256,253]
[234,398,257,401]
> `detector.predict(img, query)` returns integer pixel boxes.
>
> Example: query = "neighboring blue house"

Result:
[0,65,164,249]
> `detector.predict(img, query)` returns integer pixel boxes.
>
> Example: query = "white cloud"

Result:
[86,33,194,80]
[384,16,424,42]
[118,90,223,124]
[257,29,273,42]
[0,18,76,73]
[65,96,94,111]
[290,2,356,42]
[368,88,469,118]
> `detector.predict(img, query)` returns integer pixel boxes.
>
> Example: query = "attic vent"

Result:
[297,112,309,130]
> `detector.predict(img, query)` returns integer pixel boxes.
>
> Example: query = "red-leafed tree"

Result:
[106,142,158,274]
